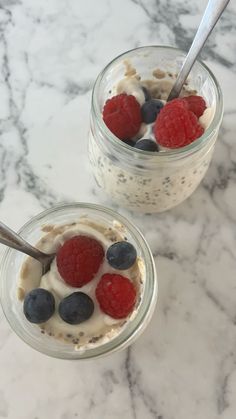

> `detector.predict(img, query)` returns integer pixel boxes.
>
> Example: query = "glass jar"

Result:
[0,203,157,360]
[89,46,223,213]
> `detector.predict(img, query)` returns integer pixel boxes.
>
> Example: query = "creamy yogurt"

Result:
[18,218,144,349]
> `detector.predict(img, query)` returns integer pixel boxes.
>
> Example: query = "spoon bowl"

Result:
[0,221,55,274]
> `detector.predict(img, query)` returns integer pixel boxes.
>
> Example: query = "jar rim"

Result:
[0,202,157,360]
[92,45,223,160]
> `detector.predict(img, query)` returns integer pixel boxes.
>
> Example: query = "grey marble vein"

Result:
[0,2,64,213]
[131,0,236,69]
[125,347,137,419]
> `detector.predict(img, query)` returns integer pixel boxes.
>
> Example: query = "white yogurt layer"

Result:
[117,77,146,105]
[18,218,144,349]
[199,107,215,130]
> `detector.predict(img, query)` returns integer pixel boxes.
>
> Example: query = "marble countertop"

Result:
[0,1,236,418]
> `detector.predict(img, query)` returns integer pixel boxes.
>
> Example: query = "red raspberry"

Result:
[56,236,104,288]
[183,95,206,118]
[165,98,189,110]
[96,273,137,319]
[154,98,204,148]
[103,93,142,140]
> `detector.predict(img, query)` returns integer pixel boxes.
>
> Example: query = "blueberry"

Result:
[106,241,137,270]
[142,86,152,102]
[123,139,135,147]
[141,99,164,123]
[59,292,94,325]
[23,288,55,324]
[135,139,159,152]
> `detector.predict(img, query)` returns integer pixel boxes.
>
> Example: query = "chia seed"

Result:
[136,164,146,169]
[89,336,100,344]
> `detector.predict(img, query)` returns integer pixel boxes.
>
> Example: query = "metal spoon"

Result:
[0,221,55,274]
[167,0,230,101]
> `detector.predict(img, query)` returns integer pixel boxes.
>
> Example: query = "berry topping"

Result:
[56,236,104,288]
[142,86,152,102]
[106,241,137,270]
[96,274,137,319]
[141,99,164,124]
[23,288,55,324]
[103,93,142,140]
[183,95,206,118]
[59,292,94,325]
[135,139,159,152]
[154,98,204,148]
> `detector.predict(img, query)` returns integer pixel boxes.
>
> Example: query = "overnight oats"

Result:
[89,46,223,212]
[0,203,157,359]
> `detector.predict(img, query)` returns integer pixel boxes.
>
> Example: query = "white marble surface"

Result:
[0,0,236,418]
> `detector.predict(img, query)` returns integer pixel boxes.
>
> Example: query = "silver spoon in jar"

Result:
[0,221,55,274]
[167,0,230,101]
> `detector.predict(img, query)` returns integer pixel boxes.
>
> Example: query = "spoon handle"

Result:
[0,221,46,259]
[167,0,230,101]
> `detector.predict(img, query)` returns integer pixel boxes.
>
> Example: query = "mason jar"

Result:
[0,203,157,360]
[89,46,223,213]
